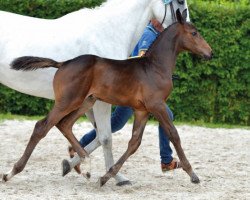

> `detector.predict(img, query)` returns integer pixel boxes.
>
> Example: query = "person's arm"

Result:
[130,32,156,58]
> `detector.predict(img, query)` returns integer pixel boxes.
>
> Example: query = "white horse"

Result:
[1,0,189,185]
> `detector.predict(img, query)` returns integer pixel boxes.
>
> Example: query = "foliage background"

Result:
[0,0,249,125]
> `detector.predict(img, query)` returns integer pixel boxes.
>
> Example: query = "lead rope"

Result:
[161,4,167,25]
[161,2,177,25]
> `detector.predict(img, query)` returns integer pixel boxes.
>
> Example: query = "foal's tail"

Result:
[10,56,63,71]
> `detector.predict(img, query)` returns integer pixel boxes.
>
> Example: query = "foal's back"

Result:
[54,55,154,109]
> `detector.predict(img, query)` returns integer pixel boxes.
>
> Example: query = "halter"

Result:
[161,0,185,25]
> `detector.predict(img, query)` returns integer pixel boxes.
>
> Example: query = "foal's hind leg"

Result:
[62,101,131,185]
[2,106,69,182]
[149,102,200,184]
[56,97,96,178]
[99,110,149,187]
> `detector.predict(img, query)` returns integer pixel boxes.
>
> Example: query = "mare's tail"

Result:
[10,56,63,71]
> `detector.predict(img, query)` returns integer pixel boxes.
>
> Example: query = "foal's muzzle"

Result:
[204,51,213,60]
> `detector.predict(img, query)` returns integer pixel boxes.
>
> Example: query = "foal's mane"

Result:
[144,22,178,56]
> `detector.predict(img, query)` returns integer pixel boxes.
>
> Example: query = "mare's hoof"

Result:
[116,180,132,186]
[191,172,200,184]
[62,159,71,177]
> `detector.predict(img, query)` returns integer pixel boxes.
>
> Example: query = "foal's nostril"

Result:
[204,51,213,60]
[211,52,214,58]
[209,52,214,60]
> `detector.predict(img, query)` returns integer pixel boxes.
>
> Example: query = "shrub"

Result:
[168,1,250,125]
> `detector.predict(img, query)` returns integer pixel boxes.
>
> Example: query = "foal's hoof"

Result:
[116,180,132,186]
[191,172,200,184]
[62,159,71,177]
[98,177,108,187]
[2,174,8,182]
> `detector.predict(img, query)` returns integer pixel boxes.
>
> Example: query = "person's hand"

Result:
[139,50,146,57]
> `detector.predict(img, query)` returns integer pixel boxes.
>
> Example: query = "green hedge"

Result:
[168,1,250,125]
[0,0,104,115]
[0,0,249,125]
[0,0,103,18]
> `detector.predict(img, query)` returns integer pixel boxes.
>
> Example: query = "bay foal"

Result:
[6,9,212,186]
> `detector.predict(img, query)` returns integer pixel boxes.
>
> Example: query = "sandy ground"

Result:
[0,120,249,200]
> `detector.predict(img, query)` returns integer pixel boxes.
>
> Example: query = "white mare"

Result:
[0,0,189,185]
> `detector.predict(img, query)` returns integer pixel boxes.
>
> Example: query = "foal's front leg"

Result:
[149,102,200,184]
[99,110,149,187]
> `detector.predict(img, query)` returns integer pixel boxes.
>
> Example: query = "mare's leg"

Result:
[85,109,95,125]
[93,101,131,186]
[149,102,199,184]
[2,105,71,182]
[99,110,149,187]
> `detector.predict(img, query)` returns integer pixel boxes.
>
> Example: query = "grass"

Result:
[0,113,89,123]
[0,113,44,121]
[172,121,249,129]
[0,113,249,130]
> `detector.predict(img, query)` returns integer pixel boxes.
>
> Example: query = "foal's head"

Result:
[176,9,213,60]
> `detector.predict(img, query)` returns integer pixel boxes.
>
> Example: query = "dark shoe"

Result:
[68,146,81,174]
[161,158,181,173]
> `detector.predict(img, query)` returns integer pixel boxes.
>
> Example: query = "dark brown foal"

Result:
[7,9,212,186]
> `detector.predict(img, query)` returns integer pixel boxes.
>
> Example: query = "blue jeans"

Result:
[79,106,174,164]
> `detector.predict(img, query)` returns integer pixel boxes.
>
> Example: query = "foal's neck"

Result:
[145,24,181,76]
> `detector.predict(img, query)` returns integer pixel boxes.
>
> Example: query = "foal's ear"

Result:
[176,8,184,24]
[182,9,188,22]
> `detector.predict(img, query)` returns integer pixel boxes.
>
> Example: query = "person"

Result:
[69,19,181,174]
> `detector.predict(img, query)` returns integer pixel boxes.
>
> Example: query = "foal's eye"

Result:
[192,32,197,36]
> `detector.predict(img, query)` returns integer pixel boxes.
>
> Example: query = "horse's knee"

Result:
[99,135,112,147]
[128,137,141,155]
[100,138,111,147]
[31,119,48,140]
[102,138,111,146]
